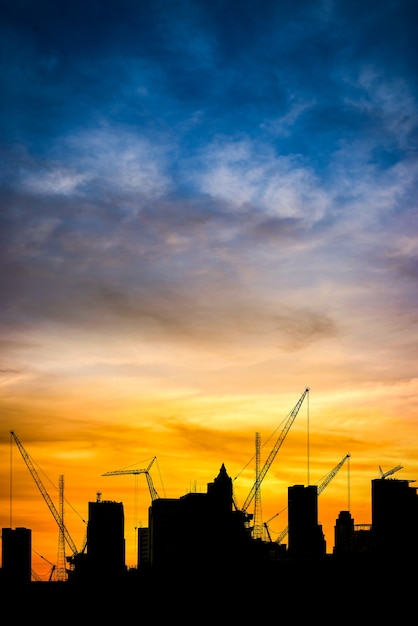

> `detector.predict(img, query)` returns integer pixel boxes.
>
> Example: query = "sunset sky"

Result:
[1,0,418,579]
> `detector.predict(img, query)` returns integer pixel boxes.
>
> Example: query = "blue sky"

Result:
[1,0,418,571]
[2,0,417,352]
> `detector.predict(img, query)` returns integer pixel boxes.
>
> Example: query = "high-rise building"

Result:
[1,527,32,585]
[86,497,126,580]
[371,477,418,556]
[287,484,326,558]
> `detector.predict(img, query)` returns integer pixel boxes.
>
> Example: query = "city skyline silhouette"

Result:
[1,2,417,612]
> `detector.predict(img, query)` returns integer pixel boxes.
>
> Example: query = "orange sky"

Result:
[2,380,418,580]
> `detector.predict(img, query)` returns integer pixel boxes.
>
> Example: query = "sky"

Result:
[1,0,418,579]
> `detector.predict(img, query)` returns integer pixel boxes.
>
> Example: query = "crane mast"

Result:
[241,387,310,514]
[57,474,67,581]
[9,431,79,565]
[252,432,263,539]
[144,472,159,502]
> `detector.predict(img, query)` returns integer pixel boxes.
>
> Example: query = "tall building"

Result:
[1,527,32,585]
[85,496,126,580]
[148,464,252,572]
[371,477,418,556]
[287,485,326,558]
[149,497,186,570]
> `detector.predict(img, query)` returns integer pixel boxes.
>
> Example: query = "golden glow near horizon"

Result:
[2,380,418,579]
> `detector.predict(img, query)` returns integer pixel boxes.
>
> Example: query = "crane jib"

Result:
[9,430,80,561]
[241,387,310,514]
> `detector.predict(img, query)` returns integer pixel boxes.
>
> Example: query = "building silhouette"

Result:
[371,476,418,556]
[333,475,418,558]
[287,484,326,558]
[87,496,125,577]
[148,463,254,573]
[3,465,418,590]
[1,527,32,585]
[68,495,126,583]
[334,511,373,555]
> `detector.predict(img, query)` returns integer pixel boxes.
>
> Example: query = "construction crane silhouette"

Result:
[37,552,57,582]
[240,388,310,519]
[263,511,282,542]
[274,452,351,544]
[102,456,161,565]
[102,456,160,502]
[253,431,263,539]
[9,431,85,570]
[379,464,403,479]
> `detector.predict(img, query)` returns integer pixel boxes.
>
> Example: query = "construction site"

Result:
[2,387,418,606]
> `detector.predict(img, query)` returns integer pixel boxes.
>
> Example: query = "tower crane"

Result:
[57,474,67,581]
[275,452,351,544]
[252,432,263,539]
[263,512,280,542]
[241,387,310,516]
[102,456,160,501]
[318,453,351,494]
[9,431,82,568]
[379,464,403,479]
[38,552,57,581]
[102,456,161,567]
